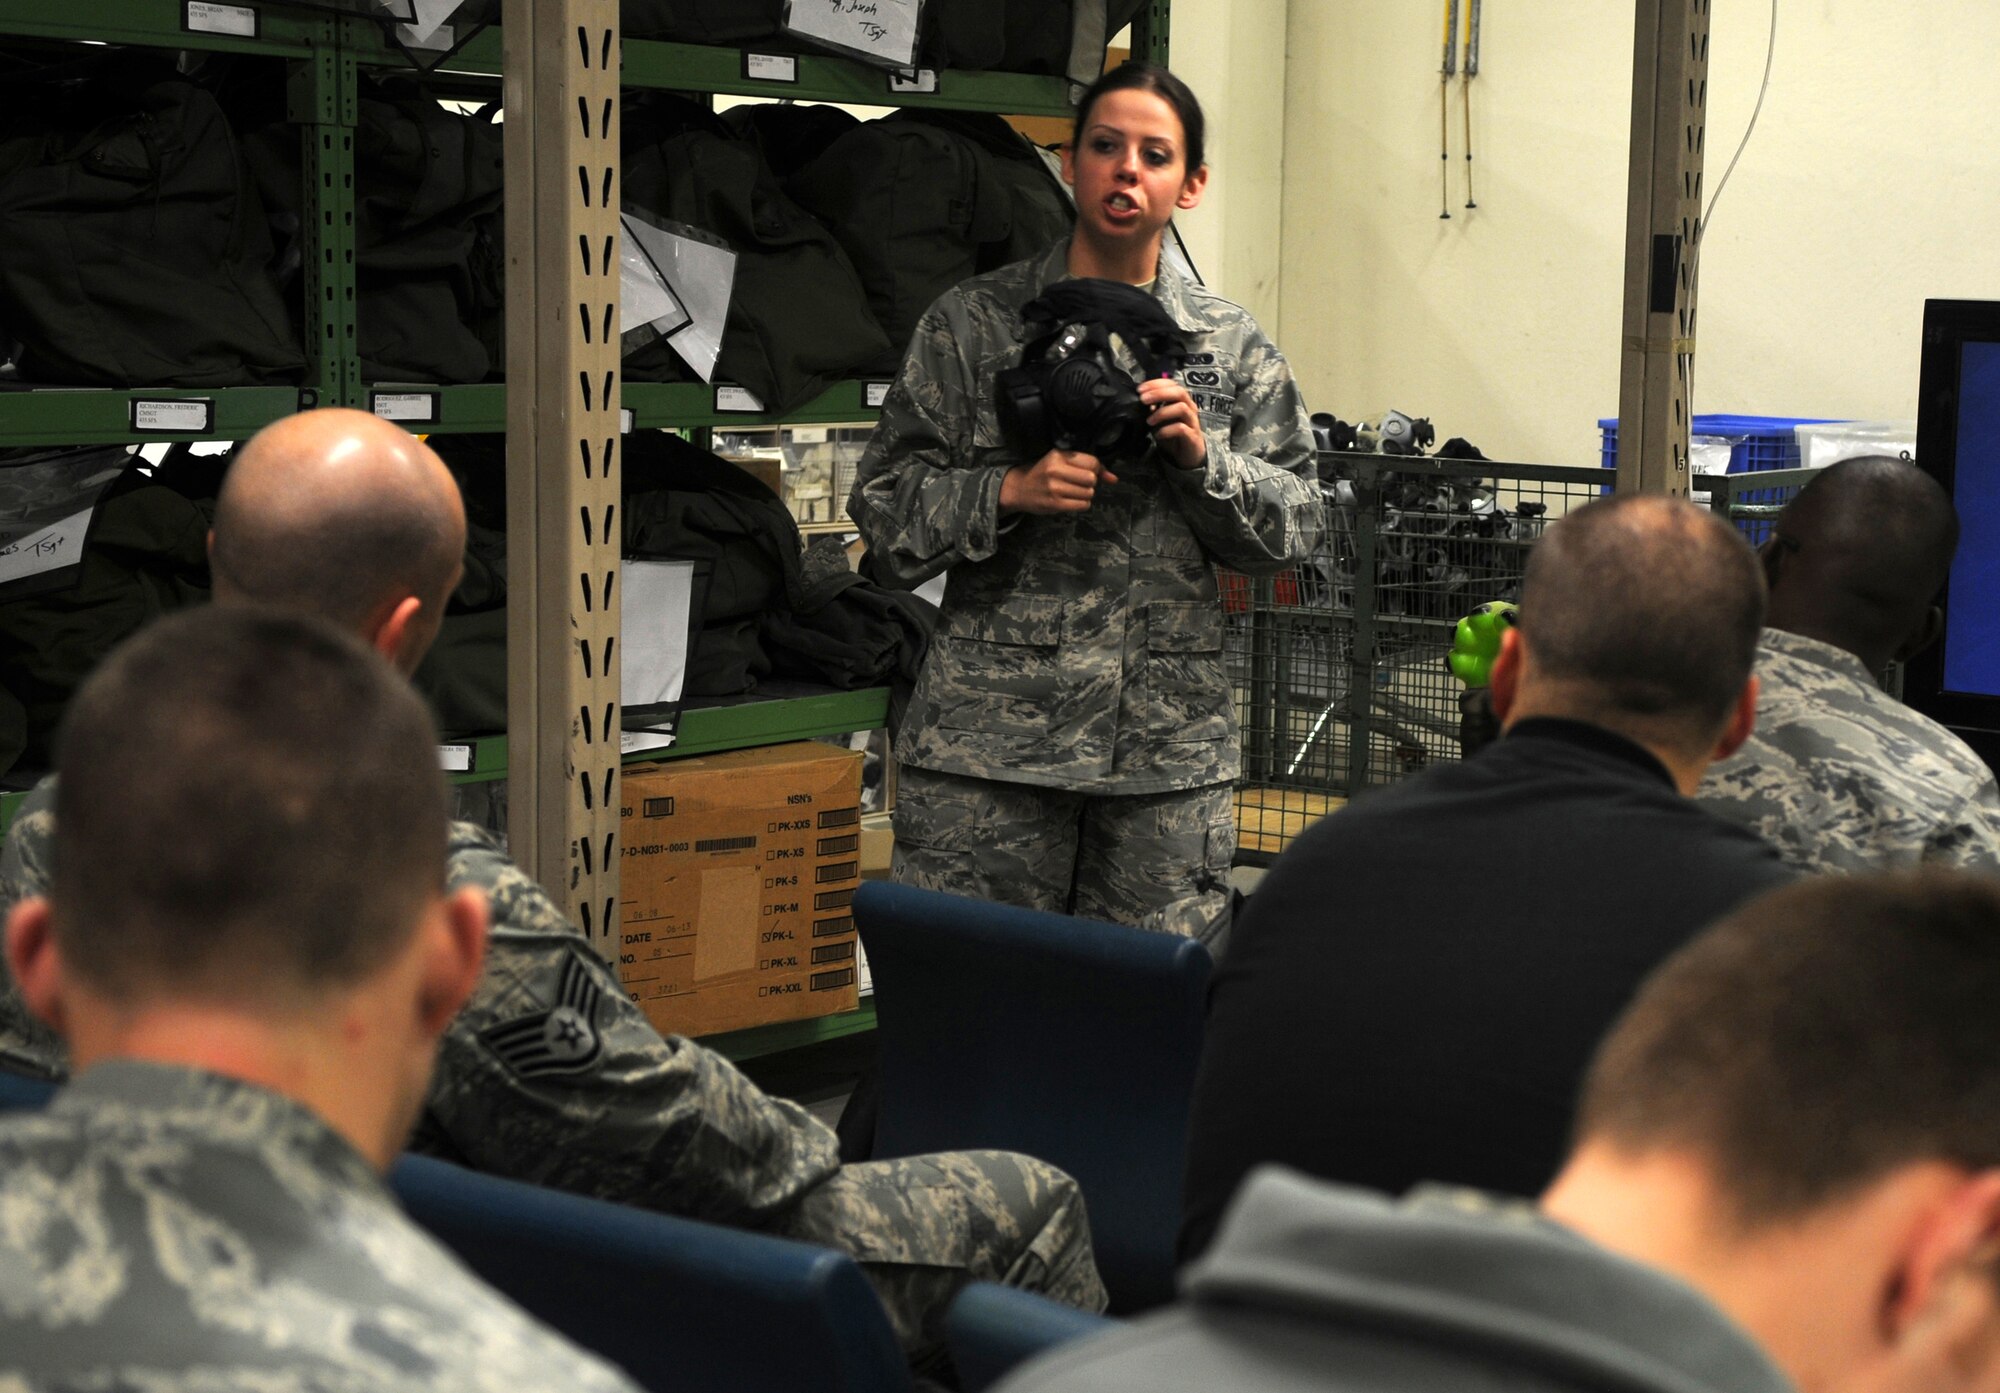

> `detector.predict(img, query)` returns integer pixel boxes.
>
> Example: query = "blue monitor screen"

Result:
[1944,340,2000,697]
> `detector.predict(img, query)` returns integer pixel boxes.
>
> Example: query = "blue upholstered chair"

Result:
[2,1079,910,1390]
[853,880,1213,1313]
[947,1281,1118,1393]
[0,1069,55,1110]
[390,1154,911,1393]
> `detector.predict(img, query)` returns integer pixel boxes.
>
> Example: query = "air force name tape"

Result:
[480,950,606,1079]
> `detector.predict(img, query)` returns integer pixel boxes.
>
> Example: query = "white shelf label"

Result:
[785,0,920,68]
[714,385,767,414]
[743,53,798,83]
[864,381,892,409]
[0,506,93,587]
[371,391,439,423]
[437,744,473,773]
[620,407,635,434]
[621,728,678,755]
[185,2,258,37]
[888,68,938,94]
[130,399,214,434]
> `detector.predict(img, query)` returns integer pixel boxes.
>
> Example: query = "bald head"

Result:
[1764,456,1959,671]
[1516,494,1765,756]
[210,409,465,672]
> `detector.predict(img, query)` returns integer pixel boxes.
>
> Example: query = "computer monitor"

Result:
[1907,299,2000,767]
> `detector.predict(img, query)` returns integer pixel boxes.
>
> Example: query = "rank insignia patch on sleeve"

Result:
[479,949,606,1079]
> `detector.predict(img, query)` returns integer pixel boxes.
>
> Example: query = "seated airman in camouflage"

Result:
[0,605,645,1393]
[1696,456,2000,873]
[0,409,1107,1372]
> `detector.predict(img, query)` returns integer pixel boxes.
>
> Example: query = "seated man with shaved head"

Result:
[1696,455,2000,873]
[0,408,1106,1372]
[1180,495,1794,1259]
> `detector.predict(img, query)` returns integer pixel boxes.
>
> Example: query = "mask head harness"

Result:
[995,279,1191,463]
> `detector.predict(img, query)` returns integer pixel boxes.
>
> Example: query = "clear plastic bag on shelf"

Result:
[1795,421,1916,470]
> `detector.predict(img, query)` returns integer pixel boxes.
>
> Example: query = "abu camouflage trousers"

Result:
[891,766,1236,949]
[767,1148,1108,1372]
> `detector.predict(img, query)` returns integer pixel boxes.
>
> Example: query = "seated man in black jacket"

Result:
[1181,494,1794,1258]
[1011,871,2000,1393]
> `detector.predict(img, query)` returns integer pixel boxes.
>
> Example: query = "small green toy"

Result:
[1447,600,1519,688]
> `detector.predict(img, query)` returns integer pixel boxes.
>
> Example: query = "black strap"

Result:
[1018,277,1189,377]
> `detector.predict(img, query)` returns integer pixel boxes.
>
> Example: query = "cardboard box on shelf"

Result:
[618,742,863,1037]
[721,452,784,500]
[859,810,894,881]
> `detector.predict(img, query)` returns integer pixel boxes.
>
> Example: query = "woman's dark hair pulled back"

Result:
[1071,61,1206,173]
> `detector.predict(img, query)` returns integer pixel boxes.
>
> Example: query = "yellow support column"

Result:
[1616,0,1710,496]
[502,0,623,957]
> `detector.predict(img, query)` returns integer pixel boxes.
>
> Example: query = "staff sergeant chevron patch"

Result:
[479,949,606,1079]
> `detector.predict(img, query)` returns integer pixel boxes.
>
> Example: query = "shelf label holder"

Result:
[742,53,798,83]
[129,399,215,434]
[185,2,259,37]
[371,390,441,423]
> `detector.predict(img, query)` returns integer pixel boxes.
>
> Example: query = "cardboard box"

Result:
[721,452,784,501]
[618,742,863,1037]
[859,810,895,881]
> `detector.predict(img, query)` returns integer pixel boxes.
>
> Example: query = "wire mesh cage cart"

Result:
[1228,451,1614,862]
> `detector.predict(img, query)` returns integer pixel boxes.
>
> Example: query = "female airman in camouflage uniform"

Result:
[848,63,1323,946]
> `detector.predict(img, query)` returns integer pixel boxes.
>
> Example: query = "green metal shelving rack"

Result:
[0,0,1167,1058]
[440,687,891,787]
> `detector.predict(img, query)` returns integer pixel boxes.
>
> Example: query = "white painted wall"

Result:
[1162,0,1290,332]
[1272,3,2000,466]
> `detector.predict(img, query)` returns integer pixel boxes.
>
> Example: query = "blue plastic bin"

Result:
[1598,415,1845,532]
[1597,413,1843,492]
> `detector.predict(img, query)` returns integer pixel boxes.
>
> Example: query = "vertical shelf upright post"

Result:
[294,20,360,408]
[1133,0,1171,65]
[1616,0,1710,495]
[502,0,624,959]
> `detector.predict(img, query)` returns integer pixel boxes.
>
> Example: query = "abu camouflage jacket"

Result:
[1696,627,2000,874]
[0,1061,641,1393]
[848,239,1323,794]
[0,783,842,1226]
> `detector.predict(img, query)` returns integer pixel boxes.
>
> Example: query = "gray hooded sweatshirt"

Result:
[997,1168,1796,1393]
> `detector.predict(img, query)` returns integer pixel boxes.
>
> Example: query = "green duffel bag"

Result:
[785,111,1074,373]
[621,92,887,415]
[413,605,508,738]
[240,77,505,384]
[0,449,223,777]
[622,0,785,42]
[412,434,508,738]
[930,110,1077,266]
[350,82,505,382]
[0,68,301,388]
[719,102,858,181]
[918,0,1149,80]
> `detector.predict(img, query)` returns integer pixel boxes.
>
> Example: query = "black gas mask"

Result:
[995,279,1190,463]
